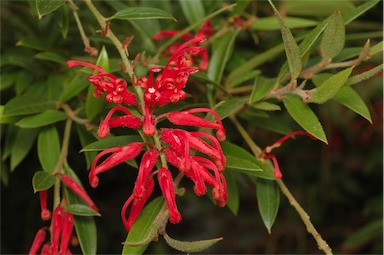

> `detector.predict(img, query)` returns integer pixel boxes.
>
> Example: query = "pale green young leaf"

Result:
[346,64,383,86]
[65,204,100,217]
[179,0,205,26]
[11,128,39,171]
[268,0,302,81]
[369,41,383,56]
[310,67,354,104]
[163,232,223,253]
[38,125,61,173]
[16,110,67,128]
[253,102,281,111]
[283,95,327,143]
[32,171,56,193]
[36,0,65,19]
[107,7,175,21]
[256,178,280,233]
[252,16,318,31]
[320,11,345,61]
[250,76,275,103]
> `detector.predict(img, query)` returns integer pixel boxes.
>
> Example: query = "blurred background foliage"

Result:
[1,0,382,254]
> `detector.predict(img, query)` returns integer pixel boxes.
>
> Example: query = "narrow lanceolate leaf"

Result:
[76,124,98,169]
[343,0,381,25]
[86,46,109,121]
[283,95,327,143]
[250,76,275,103]
[16,110,67,128]
[333,87,372,123]
[252,16,318,30]
[179,0,205,26]
[81,135,143,152]
[214,97,248,119]
[64,166,97,255]
[268,0,301,81]
[256,179,280,234]
[11,128,39,171]
[36,0,65,19]
[346,64,383,86]
[320,11,345,61]
[65,204,100,217]
[122,197,164,255]
[16,36,48,51]
[163,232,223,253]
[223,171,239,215]
[38,125,61,173]
[35,52,66,65]
[107,7,175,21]
[3,94,57,117]
[310,67,354,104]
[32,171,56,193]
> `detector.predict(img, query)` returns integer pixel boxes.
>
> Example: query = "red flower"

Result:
[39,190,51,221]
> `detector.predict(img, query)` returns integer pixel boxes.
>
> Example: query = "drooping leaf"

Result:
[320,11,345,61]
[36,0,66,19]
[81,135,143,152]
[310,67,354,104]
[64,165,97,255]
[256,178,280,233]
[163,232,223,253]
[122,197,165,255]
[214,97,248,119]
[283,95,327,143]
[179,0,205,26]
[32,171,56,193]
[37,125,61,173]
[35,52,66,65]
[65,204,100,217]
[223,171,239,215]
[3,94,58,117]
[107,7,175,21]
[252,16,318,30]
[11,127,39,171]
[250,76,276,103]
[16,110,67,128]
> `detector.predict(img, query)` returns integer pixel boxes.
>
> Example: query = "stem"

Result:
[60,103,92,129]
[230,115,333,255]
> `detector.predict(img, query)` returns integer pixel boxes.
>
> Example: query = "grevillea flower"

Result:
[39,190,51,221]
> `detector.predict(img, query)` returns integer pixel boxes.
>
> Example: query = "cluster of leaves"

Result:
[1,0,382,254]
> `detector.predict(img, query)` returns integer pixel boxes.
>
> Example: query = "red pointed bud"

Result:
[59,211,74,254]
[50,205,64,254]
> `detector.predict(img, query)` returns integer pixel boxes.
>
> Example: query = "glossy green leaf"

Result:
[343,0,380,25]
[250,76,275,103]
[208,29,239,84]
[268,0,302,81]
[32,171,56,193]
[310,67,354,104]
[11,127,39,171]
[346,64,383,86]
[283,95,327,143]
[81,135,143,152]
[252,16,318,30]
[3,94,57,117]
[0,106,22,124]
[163,232,222,253]
[223,170,239,215]
[65,204,100,217]
[333,86,372,123]
[59,72,89,102]
[35,52,66,65]
[122,197,164,255]
[214,97,248,119]
[1,71,18,91]
[36,0,66,19]
[180,0,205,26]
[222,141,274,180]
[64,165,97,255]
[15,71,33,94]
[16,110,67,128]
[320,11,345,61]
[86,46,109,121]
[256,178,280,233]
[107,7,175,21]
[76,124,98,169]
[38,125,61,173]
[16,36,47,51]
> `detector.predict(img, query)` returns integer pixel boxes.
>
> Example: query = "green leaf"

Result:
[320,11,345,61]
[346,64,383,86]
[15,71,33,94]
[2,125,18,160]
[343,0,380,25]
[16,36,48,51]
[122,197,164,255]
[0,71,18,91]
[16,110,67,128]
[229,70,261,88]
[3,94,58,117]
[76,124,98,169]
[64,166,97,255]
[370,41,383,56]
[285,0,355,17]
[32,171,56,193]
[256,179,280,233]
[180,0,205,26]
[333,86,372,123]
[81,135,143,152]
[250,76,275,103]
[248,116,293,135]
[59,72,89,102]
[268,0,302,81]
[310,67,354,104]
[36,0,66,19]
[86,46,109,121]
[0,106,22,124]
[222,141,275,180]
[38,125,61,173]
[214,97,248,119]
[11,128,39,171]
[342,219,383,248]
[65,204,100,217]
[208,29,240,84]
[223,171,239,215]
[283,95,327,143]
[253,102,281,111]
[35,52,66,65]
[252,16,318,30]
[163,232,222,253]
[107,7,175,21]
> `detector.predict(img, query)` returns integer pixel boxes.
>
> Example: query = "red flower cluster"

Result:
[67,37,227,231]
